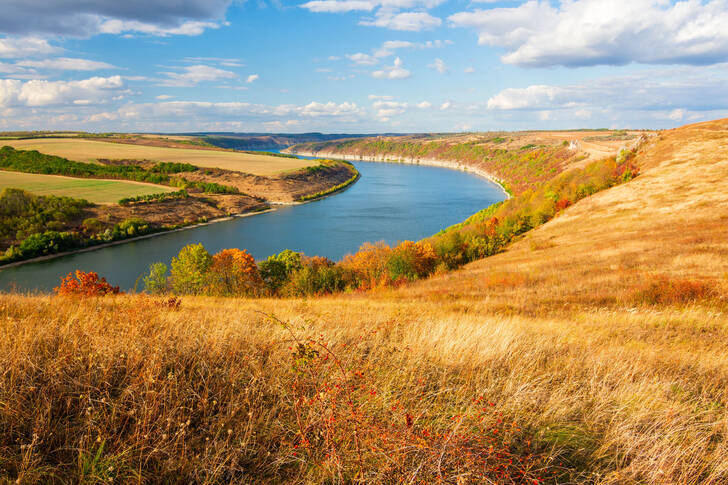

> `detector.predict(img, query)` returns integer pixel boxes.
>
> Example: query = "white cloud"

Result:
[440,101,451,110]
[449,0,728,67]
[361,11,441,31]
[429,57,448,74]
[347,38,451,70]
[17,57,116,71]
[347,53,378,65]
[416,101,431,108]
[155,94,174,100]
[0,0,232,37]
[464,66,475,73]
[668,108,687,121]
[300,0,376,12]
[372,99,408,119]
[372,56,411,79]
[485,66,728,114]
[158,64,236,87]
[246,74,259,83]
[487,85,563,110]
[0,75,126,107]
[0,37,59,58]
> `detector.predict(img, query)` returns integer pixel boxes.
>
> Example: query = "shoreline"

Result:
[0,208,276,270]
[282,148,512,199]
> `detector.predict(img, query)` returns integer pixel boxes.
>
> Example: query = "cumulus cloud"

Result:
[371,98,408,120]
[416,101,431,108]
[372,39,450,57]
[485,67,728,113]
[246,74,259,83]
[158,65,236,87]
[0,37,59,58]
[303,0,443,31]
[449,0,728,67]
[17,57,116,71]
[360,11,441,31]
[429,58,448,74]
[347,53,378,65]
[0,0,232,37]
[0,75,126,107]
[300,0,376,12]
[372,56,411,79]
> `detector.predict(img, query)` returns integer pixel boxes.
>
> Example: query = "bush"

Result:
[54,270,121,297]
[386,241,437,282]
[629,275,719,306]
[286,256,351,296]
[18,231,81,258]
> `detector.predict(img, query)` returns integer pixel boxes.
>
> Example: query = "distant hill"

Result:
[185,132,404,150]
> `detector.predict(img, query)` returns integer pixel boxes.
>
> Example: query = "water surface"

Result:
[0,161,505,291]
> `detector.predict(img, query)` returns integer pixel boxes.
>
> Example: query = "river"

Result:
[0,160,506,292]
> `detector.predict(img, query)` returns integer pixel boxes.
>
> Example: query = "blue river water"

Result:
[0,160,506,292]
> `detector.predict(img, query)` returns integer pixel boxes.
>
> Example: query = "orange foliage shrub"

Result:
[208,248,263,296]
[54,270,121,297]
[339,241,392,289]
[554,198,572,212]
[629,275,719,305]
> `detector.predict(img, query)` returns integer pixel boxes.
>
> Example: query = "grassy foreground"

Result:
[1,119,728,484]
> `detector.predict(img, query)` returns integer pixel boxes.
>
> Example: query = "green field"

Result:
[0,171,173,204]
[3,138,313,175]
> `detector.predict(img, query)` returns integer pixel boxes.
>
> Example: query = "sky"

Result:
[0,0,727,133]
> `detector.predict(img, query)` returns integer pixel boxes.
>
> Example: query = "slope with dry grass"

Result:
[1,119,727,484]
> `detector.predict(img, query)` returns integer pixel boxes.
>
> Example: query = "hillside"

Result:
[286,129,647,195]
[1,120,727,484]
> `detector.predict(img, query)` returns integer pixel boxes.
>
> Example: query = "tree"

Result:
[170,243,212,294]
[208,248,262,296]
[143,262,168,294]
[259,249,303,293]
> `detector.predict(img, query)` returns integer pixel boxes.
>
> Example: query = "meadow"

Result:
[1,120,727,484]
[2,138,313,176]
[0,171,173,204]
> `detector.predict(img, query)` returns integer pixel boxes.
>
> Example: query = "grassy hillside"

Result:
[1,120,727,484]
[0,171,173,204]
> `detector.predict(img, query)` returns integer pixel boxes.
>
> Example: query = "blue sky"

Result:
[0,0,727,133]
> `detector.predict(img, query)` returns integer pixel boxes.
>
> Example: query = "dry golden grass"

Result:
[1,119,728,484]
[2,139,313,176]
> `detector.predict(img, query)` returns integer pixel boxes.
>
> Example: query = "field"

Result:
[0,171,173,204]
[1,138,313,176]
[1,120,727,483]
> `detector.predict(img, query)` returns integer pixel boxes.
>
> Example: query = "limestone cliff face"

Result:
[284,147,510,198]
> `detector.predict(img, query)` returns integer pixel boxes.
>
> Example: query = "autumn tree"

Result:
[170,243,212,295]
[208,248,263,296]
[143,262,169,294]
[259,249,303,293]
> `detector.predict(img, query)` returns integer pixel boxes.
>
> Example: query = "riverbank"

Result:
[282,148,512,198]
[0,208,277,271]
